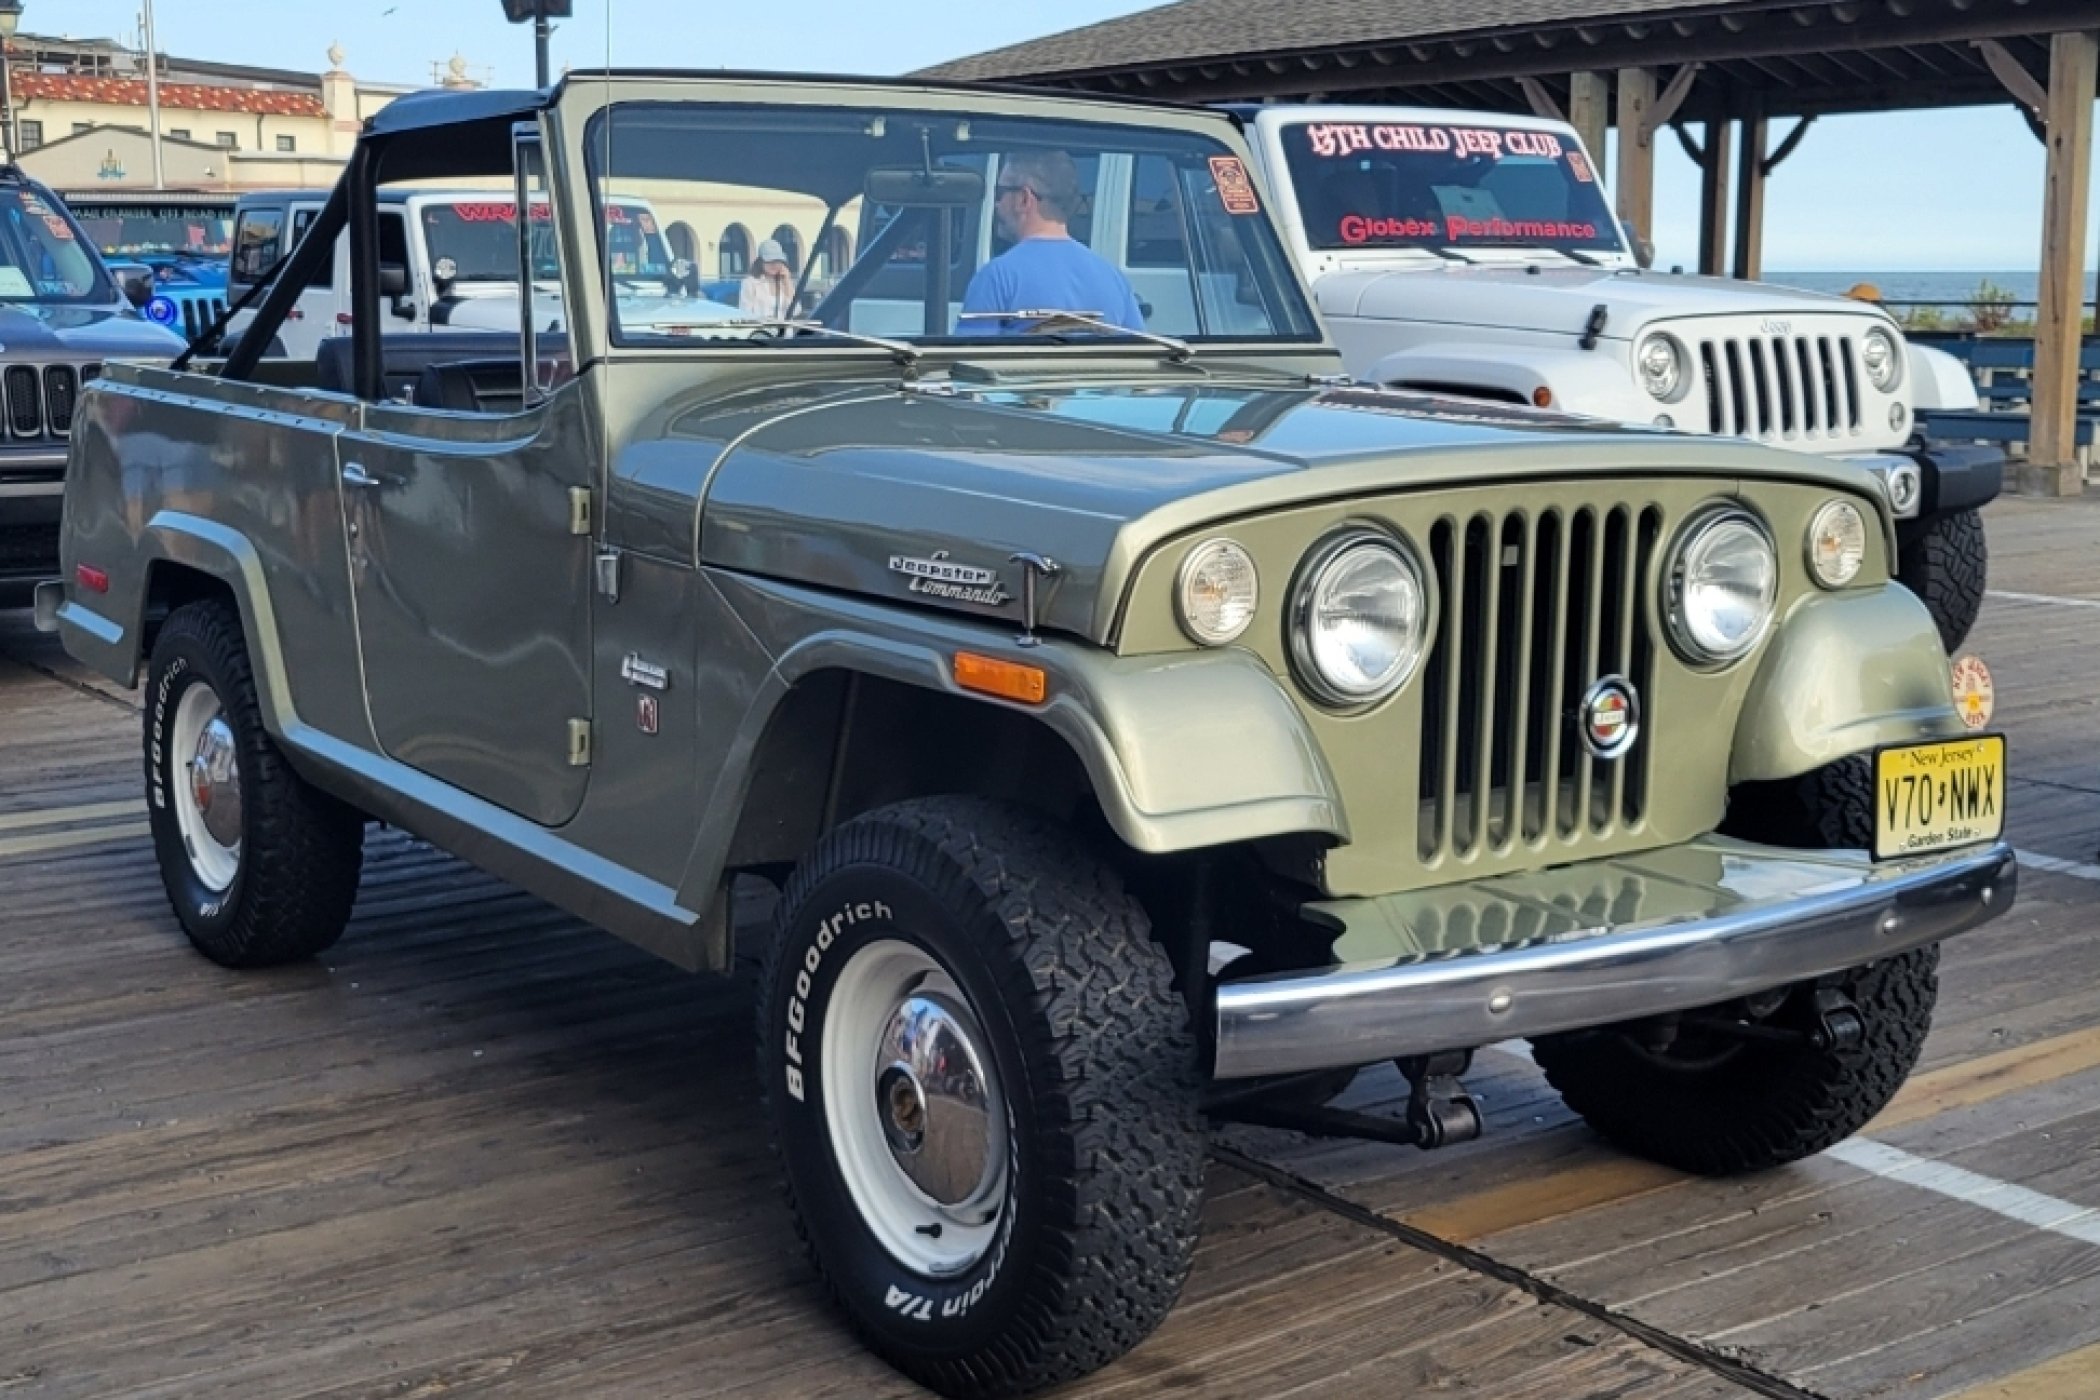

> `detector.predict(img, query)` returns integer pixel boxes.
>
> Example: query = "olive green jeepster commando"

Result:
[44,74,2013,1398]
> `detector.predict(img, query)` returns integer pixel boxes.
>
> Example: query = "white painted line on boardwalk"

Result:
[1827,1139,2100,1246]
[0,799,146,834]
[1987,589,2100,611]
[0,821,152,860]
[2014,848,2100,884]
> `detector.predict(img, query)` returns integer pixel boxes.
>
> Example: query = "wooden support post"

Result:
[1568,71,1610,165]
[1733,113,1767,282]
[1615,67,1657,249]
[1698,120,1733,277]
[2030,30,2097,494]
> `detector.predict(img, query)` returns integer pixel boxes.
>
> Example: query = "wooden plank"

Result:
[1614,67,1657,248]
[1697,119,1733,276]
[1731,113,1767,280]
[1567,70,1610,168]
[2028,30,2098,487]
[1939,1339,2100,1400]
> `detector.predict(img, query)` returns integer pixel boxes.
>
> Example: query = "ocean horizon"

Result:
[1762,270,2098,308]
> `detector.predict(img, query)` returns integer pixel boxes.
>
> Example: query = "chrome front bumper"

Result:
[1214,839,2015,1079]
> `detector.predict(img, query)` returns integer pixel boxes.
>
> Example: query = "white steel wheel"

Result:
[821,937,1011,1277]
[169,680,243,892]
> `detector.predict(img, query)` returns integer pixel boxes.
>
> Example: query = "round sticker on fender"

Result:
[1952,655,1994,731]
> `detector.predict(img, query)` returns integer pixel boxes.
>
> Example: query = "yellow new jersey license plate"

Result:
[1873,735,2005,860]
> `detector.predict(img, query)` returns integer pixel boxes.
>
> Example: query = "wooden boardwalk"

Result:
[4,494,2099,1399]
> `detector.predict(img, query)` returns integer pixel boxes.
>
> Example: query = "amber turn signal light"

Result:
[954,652,1048,705]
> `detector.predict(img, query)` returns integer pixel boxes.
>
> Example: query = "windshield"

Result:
[0,189,111,302]
[584,101,1319,349]
[420,198,671,284]
[1279,119,1624,256]
[71,203,234,261]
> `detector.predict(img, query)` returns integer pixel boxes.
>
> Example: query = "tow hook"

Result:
[1206,1050,1483,1151]
[1807,987,1866,1052]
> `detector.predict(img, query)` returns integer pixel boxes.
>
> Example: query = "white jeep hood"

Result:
[1317,264,1891,341]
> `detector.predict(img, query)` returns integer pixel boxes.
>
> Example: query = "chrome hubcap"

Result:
[823,939,1010,1277]
[873,993,1001,1210]
[170,685,241,892]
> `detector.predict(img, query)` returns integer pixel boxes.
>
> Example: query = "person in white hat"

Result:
[740,237,799,320]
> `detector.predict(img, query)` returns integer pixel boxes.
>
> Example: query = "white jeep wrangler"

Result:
[1234,103,2000,648]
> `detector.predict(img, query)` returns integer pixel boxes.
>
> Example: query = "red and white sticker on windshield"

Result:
[1567,150,1595,183]
[1209,156,1261,215]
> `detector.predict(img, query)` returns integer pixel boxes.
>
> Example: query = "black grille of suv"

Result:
[1417,502,1663,861]
[1,363,93,438]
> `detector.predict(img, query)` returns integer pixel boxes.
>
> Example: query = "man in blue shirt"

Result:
[960,151,1146,335]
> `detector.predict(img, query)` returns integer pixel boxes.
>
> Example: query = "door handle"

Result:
[342,461,382,489]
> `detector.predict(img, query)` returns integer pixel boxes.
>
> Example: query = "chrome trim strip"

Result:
[1213,842,2015,1079]
[0,478,66,497]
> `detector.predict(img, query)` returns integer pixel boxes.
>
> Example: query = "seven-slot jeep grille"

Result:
[1417,502,1663,862]
[1697,332,1862,442]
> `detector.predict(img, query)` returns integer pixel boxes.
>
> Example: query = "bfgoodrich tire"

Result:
[1540,755,1939,1175]
[1897,507,1987,652]
[145,600,365,968]
[758,797,1203,1399]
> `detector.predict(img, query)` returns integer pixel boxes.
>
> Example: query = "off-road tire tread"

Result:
[1533,947,1938,1175]
[760,796,1203,1400]
[1898,508,1987,652]
[148,601,363,967]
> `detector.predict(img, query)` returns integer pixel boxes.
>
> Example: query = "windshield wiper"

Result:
[1550,248,1604,267]
[708,318,921,365]
[957,308,1193,362]
[1418,246,1475,265]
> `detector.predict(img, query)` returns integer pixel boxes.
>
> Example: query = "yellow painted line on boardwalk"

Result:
[1941,1341,2100,1400]
[0,799,146,834]
[0,821,152,860]
[1402,1156,1683,1242]
[1869,1024,2100,1133]
[1395,1026,2100,1243]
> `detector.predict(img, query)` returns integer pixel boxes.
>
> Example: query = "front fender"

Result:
[694,575,1345,876]
[1730,583,1964,784]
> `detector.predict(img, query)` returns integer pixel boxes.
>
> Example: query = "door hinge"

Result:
[567,718,592,766]
[595,547,622,602]
[569,487,592,536]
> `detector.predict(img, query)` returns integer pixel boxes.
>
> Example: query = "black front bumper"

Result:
[1910,437,2006,516]
[0,479,63,588]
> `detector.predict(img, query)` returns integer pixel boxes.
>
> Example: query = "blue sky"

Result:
[53,0,2100,273]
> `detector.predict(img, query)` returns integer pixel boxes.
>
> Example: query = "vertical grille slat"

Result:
[43,366,76,435]
[5,365,41,437]
[1747,340,1774,437]
[1797,339,1824,434]
[1418,497,1658,865]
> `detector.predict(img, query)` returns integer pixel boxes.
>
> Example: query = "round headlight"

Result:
[1290,534,1429,707]
[1666,510,1777,664]
[1176,538,1259,645]
[1862,327,1903,392]
[1807,500,1867,588]
[1637,334,1686,402]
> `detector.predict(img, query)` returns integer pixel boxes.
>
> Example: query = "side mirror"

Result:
[110,262,155,309]
[378,262,409,297]
[391,295,418,321]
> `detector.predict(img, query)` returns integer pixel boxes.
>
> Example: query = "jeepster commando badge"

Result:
[887,550,1011,607]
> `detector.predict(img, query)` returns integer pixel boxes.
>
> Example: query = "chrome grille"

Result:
[1698,333,1862,442]
[1418,503,1661,861]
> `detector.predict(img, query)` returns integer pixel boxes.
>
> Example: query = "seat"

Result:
[314,333,572,405]
[413,359,526,414]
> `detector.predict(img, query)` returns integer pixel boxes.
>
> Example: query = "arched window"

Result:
[814,225,852,281]
[770,223,803,275]
[718,223,751,279]
[667,220,698,264]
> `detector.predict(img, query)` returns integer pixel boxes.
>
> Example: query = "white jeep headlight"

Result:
[1289,533,1429,707]
[1637,334,1687,402]
[1176,538,1258,645]
[1861,327,1903,392]
[1665,509,1777,665]
[1807,499,1867,588]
